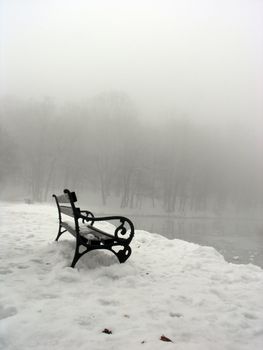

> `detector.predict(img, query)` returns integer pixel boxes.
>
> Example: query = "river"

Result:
[128,215,263,268]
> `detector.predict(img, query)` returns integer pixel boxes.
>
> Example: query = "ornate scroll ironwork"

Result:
[80,210,95,225]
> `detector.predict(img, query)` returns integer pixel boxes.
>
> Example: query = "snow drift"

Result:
[0,203,262,350]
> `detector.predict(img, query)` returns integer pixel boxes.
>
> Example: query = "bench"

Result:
[53,189,135,268]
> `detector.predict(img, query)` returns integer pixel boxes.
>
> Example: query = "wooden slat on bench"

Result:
[56,191,77,203]
[61,222,77,236]
[86,224,126,242]
[56,193,71,203]
[61,222,113,241]
[86,224,114,238]
[60,206,74,217]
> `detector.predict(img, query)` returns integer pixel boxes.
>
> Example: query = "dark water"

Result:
[129,216,263,268]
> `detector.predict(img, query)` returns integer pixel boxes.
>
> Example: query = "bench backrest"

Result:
[53,189,80,232]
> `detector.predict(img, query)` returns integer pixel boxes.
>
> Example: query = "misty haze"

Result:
[0,1,263,349]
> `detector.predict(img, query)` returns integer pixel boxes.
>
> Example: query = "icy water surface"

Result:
[129,216,263,268]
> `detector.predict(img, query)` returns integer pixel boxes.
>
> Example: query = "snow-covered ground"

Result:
[1,203,263,350]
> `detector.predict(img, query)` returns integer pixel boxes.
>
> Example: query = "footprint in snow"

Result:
[30,259,42,264]
[98,298,119,306]
[17,265,29,269]
[169,312,183,318]
[243,312,258,320]
[0,306,17,320]
[0,269,13,275]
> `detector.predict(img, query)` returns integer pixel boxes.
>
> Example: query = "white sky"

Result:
[1,0,263,123]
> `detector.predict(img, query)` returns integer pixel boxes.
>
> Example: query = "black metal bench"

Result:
[53,189,135,268]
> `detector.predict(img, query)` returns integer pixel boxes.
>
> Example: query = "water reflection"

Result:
[130,216,263,268]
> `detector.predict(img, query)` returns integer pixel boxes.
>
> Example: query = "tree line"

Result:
[0,93,262,214]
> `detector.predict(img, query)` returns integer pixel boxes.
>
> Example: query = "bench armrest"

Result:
[80,210,94,223]
[79,212,135,244]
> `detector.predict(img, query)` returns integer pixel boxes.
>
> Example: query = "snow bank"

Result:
[0,203,263,350]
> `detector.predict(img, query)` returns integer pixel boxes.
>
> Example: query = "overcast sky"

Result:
[1,0,263,124]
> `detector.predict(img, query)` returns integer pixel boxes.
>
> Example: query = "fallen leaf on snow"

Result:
[102,328,112,334]
[160,335,173,342]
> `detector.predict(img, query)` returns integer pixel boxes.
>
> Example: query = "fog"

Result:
[0,0,262,216]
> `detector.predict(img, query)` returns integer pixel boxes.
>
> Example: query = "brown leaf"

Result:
[160,335,173,342]
[102,328,112,334]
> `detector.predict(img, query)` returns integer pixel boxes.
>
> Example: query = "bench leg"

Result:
[71,241,132,268]
[55,226,66,241]
[111,245,132,263]
[71,242,92,268]
[71,251,81,268]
